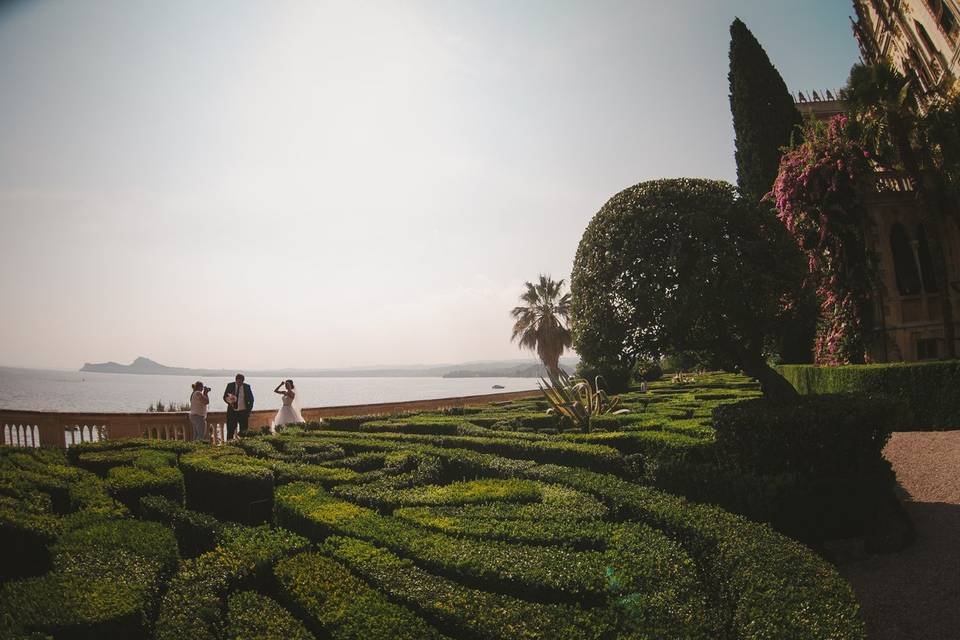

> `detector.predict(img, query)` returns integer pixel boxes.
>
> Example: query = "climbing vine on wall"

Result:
[770,114,877,365]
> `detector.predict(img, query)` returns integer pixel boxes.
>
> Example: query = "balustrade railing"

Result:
[0,389,539,449]
[871,171,915,194]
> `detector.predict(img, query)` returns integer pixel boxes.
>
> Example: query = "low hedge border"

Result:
[140,495,223,558]
[562,430,715,467]
[470,412,561,431]
[521,464,865,640]
[67,438,200,465]
[274,550,448,639]
[106,464,185,515]
[154,524,309,640]
[275,481,614,604]
[304,430,623,473]
[76,448,178,477]
[0,502,60,580]
[392,482,611,548]
[324,535,616,640]
[359,416,469,436]
[180,451,275,524]
[0,519,179,639]
[225,590,313,640]
[779,361,960,430]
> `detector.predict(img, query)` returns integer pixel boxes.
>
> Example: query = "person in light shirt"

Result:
[223,373,254,440]
[189,381,210,442]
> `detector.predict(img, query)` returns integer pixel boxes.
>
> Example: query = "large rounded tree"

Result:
[571,178,799,398]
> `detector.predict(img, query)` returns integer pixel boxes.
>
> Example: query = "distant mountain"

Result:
[441,362,574,378]
[81,357,194,375]
[80,356,579,378]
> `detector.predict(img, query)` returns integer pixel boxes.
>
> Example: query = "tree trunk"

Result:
[739,352,799,399]
[539,347,561,378]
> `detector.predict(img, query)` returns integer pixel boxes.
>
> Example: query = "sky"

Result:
[0,0,861,370]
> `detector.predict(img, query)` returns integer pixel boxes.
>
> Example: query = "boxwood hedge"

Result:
[140,494,222,558]
[154,524,309,640]
[323,535,616,640]
[779,360,960,430]
[274,551,447,639]
[0,372,876,640]
[225,590,313,640]
[180,451,275,524]
[0,519,178,639]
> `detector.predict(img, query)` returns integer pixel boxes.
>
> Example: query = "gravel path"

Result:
[840,431,960,640]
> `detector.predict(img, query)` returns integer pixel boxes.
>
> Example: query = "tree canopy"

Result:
[571,178,799,397]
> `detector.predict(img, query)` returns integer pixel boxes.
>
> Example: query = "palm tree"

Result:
[510,275,572,376]
[844,61,956,357]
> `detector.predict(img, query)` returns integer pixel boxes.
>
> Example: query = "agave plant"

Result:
[538,368,628,432]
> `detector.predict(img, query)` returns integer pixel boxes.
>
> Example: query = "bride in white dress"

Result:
[271,379,304,432]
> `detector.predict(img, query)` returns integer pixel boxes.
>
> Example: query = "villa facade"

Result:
[785,0,960,362]
[852,0,960,100]
[795,89,960,361]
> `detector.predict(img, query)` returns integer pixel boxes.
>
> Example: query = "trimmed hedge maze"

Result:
[0,374,869,639]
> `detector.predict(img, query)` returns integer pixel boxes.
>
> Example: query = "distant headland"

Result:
[80,356,577,379]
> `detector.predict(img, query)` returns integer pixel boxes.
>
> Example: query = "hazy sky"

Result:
[0,0,860,370]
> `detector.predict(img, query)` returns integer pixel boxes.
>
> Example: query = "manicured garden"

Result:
[2,371,908,640]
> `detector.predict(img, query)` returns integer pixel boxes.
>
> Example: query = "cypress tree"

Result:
[728,18,803,204]
[729,18,814,363]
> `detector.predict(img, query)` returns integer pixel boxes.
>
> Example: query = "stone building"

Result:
[851,0,959,100]
[785,0,960,362]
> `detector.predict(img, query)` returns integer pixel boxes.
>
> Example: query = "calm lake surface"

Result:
[0,367,539,413]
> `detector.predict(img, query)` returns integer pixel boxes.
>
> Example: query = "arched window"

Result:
[890,223,922,295]
[916,223,939,293]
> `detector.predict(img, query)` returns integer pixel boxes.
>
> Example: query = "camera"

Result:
[203,386,211,393]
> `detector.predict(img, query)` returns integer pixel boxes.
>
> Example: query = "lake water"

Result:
[0,367,540,413]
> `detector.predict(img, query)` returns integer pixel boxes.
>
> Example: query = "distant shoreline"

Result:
[0,367,541,413]
[79,356,577,380]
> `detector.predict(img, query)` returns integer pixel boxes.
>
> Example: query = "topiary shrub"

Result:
[712,394,906,476]
[712,394,913,549]
[571,178,805,397]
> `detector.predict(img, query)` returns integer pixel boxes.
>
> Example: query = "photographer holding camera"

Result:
[189,381,210,442]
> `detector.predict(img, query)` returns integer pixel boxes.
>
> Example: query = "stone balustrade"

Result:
[0,389,539,448]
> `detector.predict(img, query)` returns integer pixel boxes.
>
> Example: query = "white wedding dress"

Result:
[272,392,304,432]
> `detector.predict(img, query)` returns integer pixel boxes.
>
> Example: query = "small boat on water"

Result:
[491,384,505,389]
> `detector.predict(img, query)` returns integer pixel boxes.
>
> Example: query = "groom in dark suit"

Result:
[223,373,254,440]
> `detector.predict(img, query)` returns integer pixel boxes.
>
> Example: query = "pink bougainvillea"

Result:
[769,114,875,365]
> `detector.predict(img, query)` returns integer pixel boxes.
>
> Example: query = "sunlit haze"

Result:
[0,0,859,370]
